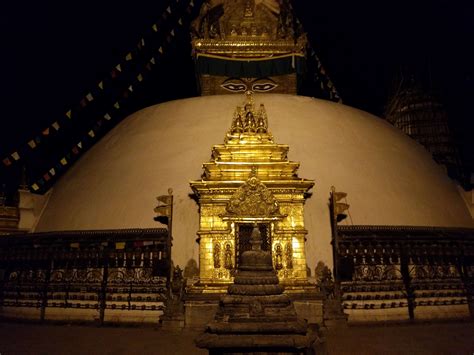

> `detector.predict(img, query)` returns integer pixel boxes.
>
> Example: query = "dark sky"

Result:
[1,0,473,189]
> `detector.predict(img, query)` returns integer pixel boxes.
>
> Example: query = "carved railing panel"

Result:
[0,229,171,324]
[334,226,474,322]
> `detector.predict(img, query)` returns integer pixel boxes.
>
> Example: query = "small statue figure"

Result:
[274,243,283,270]
[214,243,221,269]
[224,243,233,269]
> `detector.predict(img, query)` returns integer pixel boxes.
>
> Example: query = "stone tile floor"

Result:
[0,321,473,354]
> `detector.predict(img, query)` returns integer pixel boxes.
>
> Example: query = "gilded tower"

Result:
[190,92,314,292]
[191,0,307,95]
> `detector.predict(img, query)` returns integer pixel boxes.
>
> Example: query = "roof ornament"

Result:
[229,91,269,138]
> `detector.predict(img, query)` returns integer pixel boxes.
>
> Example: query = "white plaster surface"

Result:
[35,94,473,272]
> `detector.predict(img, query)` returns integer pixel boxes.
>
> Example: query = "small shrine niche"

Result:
[190,92,314,290]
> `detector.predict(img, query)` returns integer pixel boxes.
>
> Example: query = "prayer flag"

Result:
[134,241,144,247]
[178,18,183,25]
[52,121,60,131]
[156,195,172,205]
[66,110,72,119]
[143,241,154,246]
[137,74,143,82]
[42,128,50,136]
[150,57,156,65]
[49,168,56,176]
[152,24,158,32]
[125,52,132,61]
[80,98,87,107]
[158,47,163,54]
[88,130,95,138]
[98,81,104,90]
[154,205,171,217]
[60,157,67,166]
[28,140,37,149]
[115,64,122,72]
[70,243,80,249]
[43,173,50,181]
[3,157,12,166]
[115,242,126,250]
[31,183,39,191]
[114,102,120,109]
[166,6,171,13]
[11,152,20,161]
[104,113,112,120]
[72,146,79,155]
[86,93,94,102]
[171,29,175,36]
[128,85,133,92]
[77,141,83,149]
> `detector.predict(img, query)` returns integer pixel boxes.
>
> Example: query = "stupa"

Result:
[196,224,322,354]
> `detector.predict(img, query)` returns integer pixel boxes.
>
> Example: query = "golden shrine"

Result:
[190,91,314,291]
[191,0,307,95]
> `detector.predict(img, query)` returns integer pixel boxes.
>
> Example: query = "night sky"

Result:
[1,0,473,191]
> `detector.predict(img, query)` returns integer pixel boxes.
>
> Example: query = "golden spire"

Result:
[227,91,271,143]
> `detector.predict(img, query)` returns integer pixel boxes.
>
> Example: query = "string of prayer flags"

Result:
[4,0,194,178]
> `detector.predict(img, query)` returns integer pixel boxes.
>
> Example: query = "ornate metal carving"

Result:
[226,172,279,217]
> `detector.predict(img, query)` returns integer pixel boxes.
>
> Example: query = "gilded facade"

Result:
[190,92,314,291]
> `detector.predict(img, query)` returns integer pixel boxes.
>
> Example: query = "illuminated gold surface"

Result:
[190,92,314,287]
[191,0,306,59]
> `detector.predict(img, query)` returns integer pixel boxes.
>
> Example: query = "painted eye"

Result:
[220,82,247,92]
[252,81,278,92]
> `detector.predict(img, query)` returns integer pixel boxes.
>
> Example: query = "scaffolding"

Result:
[385,83,464,184]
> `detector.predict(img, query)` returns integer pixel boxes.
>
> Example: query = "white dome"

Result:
[35,94,473,271]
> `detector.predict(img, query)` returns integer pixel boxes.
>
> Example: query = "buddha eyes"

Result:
[220,78,278,92]
[252,82,278,92]
[221,82,248,92]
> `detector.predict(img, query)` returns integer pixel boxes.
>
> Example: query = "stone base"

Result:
[160,318,185,330]
[185,300,220,329]
[196,330,322,355]
[293,300,324,325]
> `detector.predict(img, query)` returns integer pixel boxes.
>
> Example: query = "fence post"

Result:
[99,248,108,325]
